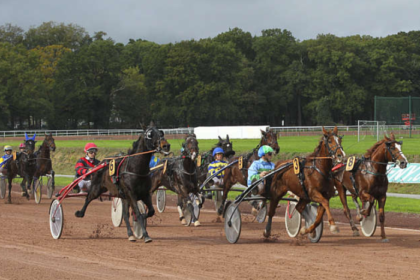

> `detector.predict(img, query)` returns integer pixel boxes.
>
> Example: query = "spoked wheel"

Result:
[156,189,166,213]
[133,201,147,239]
[47,176,54,199]
[256,202,267,223]
[49,199,64,239]
[0,179,5,199]
[214,190,223,211]
[285,201,302,238]
[224,203,242,244]
[183,202,194,227]
[360,205,377,237]
[302,203,323,243]
[34,179,43,204]
[111,197,123,227]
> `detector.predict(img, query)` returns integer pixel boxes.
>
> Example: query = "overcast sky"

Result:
[1,0,419,44]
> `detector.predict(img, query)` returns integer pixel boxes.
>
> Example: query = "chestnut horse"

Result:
[150,133,200,226]
[215,129,280,215]
[74,122,163,243]
[265,126,345,238]
[334,133,408,241]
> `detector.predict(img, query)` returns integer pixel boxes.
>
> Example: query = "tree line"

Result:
[0,21,419,130]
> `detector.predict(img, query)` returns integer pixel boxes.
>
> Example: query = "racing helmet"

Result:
[4,145,12,151]
[258,145,274,158]
[84,143,98,153]
[212,147,224,157]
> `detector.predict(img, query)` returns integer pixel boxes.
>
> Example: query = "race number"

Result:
[109,159,116,176]
[346,156,356,171]
[12,151,16,160]
[238,156,243,169]
[196,155,201,167]
[293,158,300,175]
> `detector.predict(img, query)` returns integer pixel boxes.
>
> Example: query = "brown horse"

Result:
[32,133,56,192]
[215,129,280,215]
[264,126,345,238]
[334,133,408,241]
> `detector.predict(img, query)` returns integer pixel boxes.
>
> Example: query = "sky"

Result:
[1,0,419,44]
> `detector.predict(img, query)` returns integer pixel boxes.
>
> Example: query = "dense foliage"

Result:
[1,22,419,129]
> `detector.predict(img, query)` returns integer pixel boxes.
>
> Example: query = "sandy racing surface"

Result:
[1,188,420,280]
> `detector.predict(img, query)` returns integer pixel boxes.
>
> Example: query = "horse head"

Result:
[143,121,162,152]
[321,126,345,163]
[216,135,235,157]
[182,133,199,160]
[44,132,56,152]
[24,133,37,155]
[159,131,171,154]
[383,133,408,169]
[260,129,280,154]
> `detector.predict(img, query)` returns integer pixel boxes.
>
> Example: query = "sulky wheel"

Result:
[47,176,54,199]
[49,199,64,239]
[302,203,323,243]
[285,201,302,238]
[133,200,147,239]
[34,179,43,204]
[0,178,5,199]
[256,202,267,223]
[214,190,223,212]
[156,189,166,213]
[111,197,123,227]
[360,205,377,237]
[224,203,242,244]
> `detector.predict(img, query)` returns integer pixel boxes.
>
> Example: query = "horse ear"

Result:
[322,127,328,136]
[261,129,266,136]
[140,122,147,130]
[390,132,396,141]
[333,126,338,135]
[32,133,36,140]
[25,132,29,141]
[218,136,222,142]
[384,134,390,141]
[226,134,230,142]
[192,133,196,138]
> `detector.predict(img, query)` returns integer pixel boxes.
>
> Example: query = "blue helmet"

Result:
[212,147,224,157]
[258,145,274,157]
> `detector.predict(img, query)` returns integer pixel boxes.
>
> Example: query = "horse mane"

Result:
[128,133,145,155]
[364,139,386,159]
[308,139,323,158]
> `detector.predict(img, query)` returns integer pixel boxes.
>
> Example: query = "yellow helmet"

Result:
[4,145,12,151]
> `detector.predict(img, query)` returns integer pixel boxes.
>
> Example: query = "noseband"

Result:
[324,134,344,159]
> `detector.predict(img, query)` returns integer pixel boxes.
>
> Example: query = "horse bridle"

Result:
[385,141,403,163]
[262,132,278,147]
[323,133,344,160]
[182,135,198,159]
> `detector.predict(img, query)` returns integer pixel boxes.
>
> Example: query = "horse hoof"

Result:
[353,230,360,237]
[299,227,307,236]
[144,237,153,243]
[181,218,187,225]
[21,192,25,197]
[356,215,363,221]
[194,221,201,227]
[380,238,389,243]
[330,225,340,234]
[75,211,84,218]
[128,236,136,242]
[263,230,271,238]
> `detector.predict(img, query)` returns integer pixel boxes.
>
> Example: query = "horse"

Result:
[4,133,37,203]
[334,133,408,241]
[32,133,56,194]
[215,129,280,215]
[74,121,163,243]
[264,126,345,239]
[196,135,234,186]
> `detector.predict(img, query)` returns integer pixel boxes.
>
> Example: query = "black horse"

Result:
[74,121,163,243]
[4,133,37,203]
[32,133,56,194]
[150,134,200,226]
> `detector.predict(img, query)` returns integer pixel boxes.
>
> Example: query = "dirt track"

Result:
[1,188,420,280]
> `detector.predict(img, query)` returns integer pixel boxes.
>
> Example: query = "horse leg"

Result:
[336,182,359,236]
[378,195,388,242]
[7,177,13,204]
[121,200,135,242]
[352,195,362,221]
[360,192,374,216]
[301,204,326,236]
[74,184,102,218]
[177,194,186,225]
[263,189,286,238]
[20,178,29,198]
[143,193,155,218]
[51,170,55,190]
[310,192,339,234]
[129,195,152,243]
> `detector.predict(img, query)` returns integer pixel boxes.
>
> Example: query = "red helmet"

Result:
[19,143,26,148]
[84,143,98,153]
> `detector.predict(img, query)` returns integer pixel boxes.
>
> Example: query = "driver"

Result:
[75,143,100,193]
